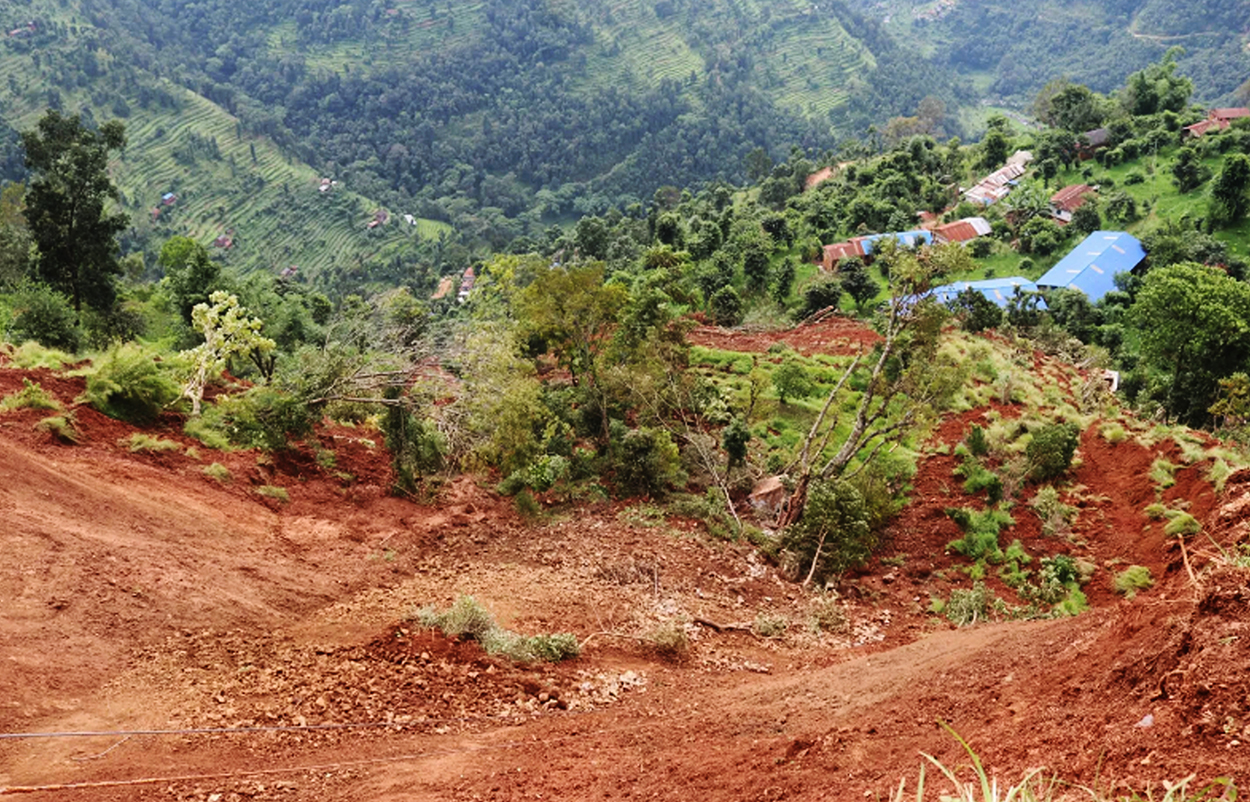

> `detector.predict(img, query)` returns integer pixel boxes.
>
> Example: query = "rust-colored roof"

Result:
[1050,184,1094,213]
[934,217,992,243]
[1185,119,1226,138]
[820,240,865,270]
[1211,108,1250,121]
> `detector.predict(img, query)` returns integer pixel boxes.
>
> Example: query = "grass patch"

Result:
[1149,458,1179,489]
[121,433,182,453]
[645,619,690,660]
[0,379,61,413]
[1163,512,1201,538]
[945,507,1014,562]
[6,341,75,369]
[1030,486,1077,538]
[753,612,789,639]
[184,416,233,450]
[1099,422,1127,444]
[202,462,232,482]
[255,485,290,503]
[413,596,579,663]
[1114,565,1154,598]
[1207,457,1234,495]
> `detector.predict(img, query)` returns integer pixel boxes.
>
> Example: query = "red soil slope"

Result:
[2,328,1249,800]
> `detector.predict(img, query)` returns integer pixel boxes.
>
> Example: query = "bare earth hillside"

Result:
[2,322,1249,801]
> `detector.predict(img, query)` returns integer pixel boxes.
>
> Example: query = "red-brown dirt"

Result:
[3,324,1250,801]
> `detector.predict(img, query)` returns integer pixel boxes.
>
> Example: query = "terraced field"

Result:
[0,0,449,280]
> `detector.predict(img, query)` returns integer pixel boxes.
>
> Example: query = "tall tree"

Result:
[1210,153,1250,227]
[21,111,128,313]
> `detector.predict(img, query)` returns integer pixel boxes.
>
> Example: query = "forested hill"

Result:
[852,0,1250,109]
[0,0,967,275]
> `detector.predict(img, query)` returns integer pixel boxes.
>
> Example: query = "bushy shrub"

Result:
[82,344,180,424]
[498,454,570,495]
[944,581,994,626]
[415,596,580,663]
[772,357,814,404]
[798,276,843,320]
[35,413,79,443]
[198,386,315,452]
[1030,485,1077,537]
[783,479,873,585]
[610,426,683,498]
[382,398,444,495]
[6,341,75,369]
[1114,565,1154,598]
[966,424,989,457]
[0,379,61,413]
[945,507,1014,562]
[8,283,81,352]
[1026,422,1080,481]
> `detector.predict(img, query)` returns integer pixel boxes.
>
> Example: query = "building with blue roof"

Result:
[858,229,934,254]
[930,277,1045,309]
[1036,231,1145,302]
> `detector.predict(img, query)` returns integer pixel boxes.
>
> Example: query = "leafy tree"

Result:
[1121,47,1193,116]
[0,182,31,288]
[515,264,628,441]
[181,291,275,416]
[1104,191,1139,225]
[979,115,1012,171]
[1035,81,1106,132]
[1027,423,1080,482]
[798,276,843,320]
[1210,373,1250,429]
[838,258,878,311]
[8,282,81,351]
[708,285,743,327]
[741,236,771,292]
[770,257,797,303]
[21,111,127,313]
[1129,263,1250,426]
[772,357,813,405]
[1210,153,1250,227]
[1172,147,1211,194]
[723,417,750,468]
[1069,202,1102,237]
[948,288,1001,333]
[159,236,223,324]
[781,479,873,586]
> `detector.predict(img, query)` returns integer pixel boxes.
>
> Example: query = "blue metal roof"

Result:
[859,229,934,254]
[1036,231,1145,302]
[930,277,1044,309]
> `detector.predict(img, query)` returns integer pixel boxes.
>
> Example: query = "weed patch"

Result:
[414,595,580,663]
[0,379,61,413]
[122,433,181,453]
[1114,565,1154,598]
[35,414,78,443]
[256,485,290,503]
[202,462,232,482]
[945,507,1014,562]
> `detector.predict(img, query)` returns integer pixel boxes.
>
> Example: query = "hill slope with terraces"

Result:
[2,315,1250,800]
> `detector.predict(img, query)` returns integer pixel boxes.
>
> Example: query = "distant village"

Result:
[812,103,1250,311]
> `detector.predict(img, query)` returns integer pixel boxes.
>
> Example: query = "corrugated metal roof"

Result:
[930,276,1042,309]
[1036,231,1146,302]
[1050,185,1093,213]
[859,229,934,254]
[935,217,992,243]
[1211,108,1250,121]
[964,159,1029,205]
[821,240,866,270]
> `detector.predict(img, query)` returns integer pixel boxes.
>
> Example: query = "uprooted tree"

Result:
[780,241,971,532]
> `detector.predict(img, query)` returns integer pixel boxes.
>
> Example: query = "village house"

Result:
[933,216,992,244]
[1183,108,1250,139]
[963,151,1033,205]
[1048,184,1095,224]
[457,266,476,303]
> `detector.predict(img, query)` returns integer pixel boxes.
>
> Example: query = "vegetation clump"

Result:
[81,344,179,424]
[1114,565,1154,598]
[1026,422,1080,481]
[0,379,61,413]
[415,596,580,663]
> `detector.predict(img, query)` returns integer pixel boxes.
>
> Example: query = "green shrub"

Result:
[1114,565,1154,598]
[7,341,75,369]
[8,283,81,352]
[945,582,994,626]
[958,460,1003,503]
[772,357,814,404]
[184,416,233,450]
[414,596,581,663]
[499,454,570,496]
[965,424,989,457]
[1030,485,1077,537]
[783,480,874,585]
[646,619,690,660]
[610,426,684,498]
[806,594,847,634]
[256,485,290,503]
[753,613,789,638]
[202,462,231,482]
[121,433,181,453]
[1026,422,1080,481]
[513,489,541,518]
[81,344,179,424]
[35,413,78,443]
[0,379,61,413]
[1164,512,1201,537]
[382,396,444,495]
[198,386,315,452]
[1143,502,1168,519]
[1100,423,1127,443]
[945,507,1014,562]
[1150,458,1179,488]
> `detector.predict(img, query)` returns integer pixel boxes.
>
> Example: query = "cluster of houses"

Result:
[1183,108,1250,139]
[431,266,476,304]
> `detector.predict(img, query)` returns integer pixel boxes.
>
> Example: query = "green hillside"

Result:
[0,0,449,285]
